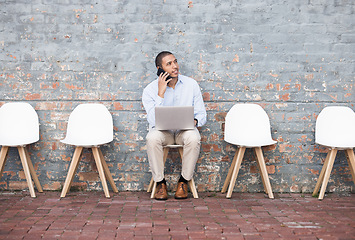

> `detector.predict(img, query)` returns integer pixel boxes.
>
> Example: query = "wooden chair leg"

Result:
[254,148,268,194]
[312,150,331,196]
[188,179,199,198]
[226,147,246,198]
[222,147,240,193]
[177,147,183,160]
[61,147,83,198]
[163,147,169,164]
[67,148,83,193]
[345,149,355,185]
[0,146,9,179]
[147,177,154,193]
[254,147,274,199]
[17,146,36,198]
[24,148,43,192]
[98,148,118,193]
[318,148,337,200]
[92,147,110,198]
[150,181,157,199]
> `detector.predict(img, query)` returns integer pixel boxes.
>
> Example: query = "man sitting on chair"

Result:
[142,51,207,200]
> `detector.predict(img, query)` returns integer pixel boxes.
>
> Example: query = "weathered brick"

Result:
[0,0,354,193]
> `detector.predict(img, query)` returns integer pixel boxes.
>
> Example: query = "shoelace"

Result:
[157,184,165,193]
[179,183,186,193]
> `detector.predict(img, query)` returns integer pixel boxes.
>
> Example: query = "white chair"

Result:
[147,145,199,199]
[60,103,118,198]
[221,103,276,199]
[312,106,355,200]
[0,102,43,198]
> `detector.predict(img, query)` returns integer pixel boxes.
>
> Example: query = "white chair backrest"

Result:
[224,103,276,147]
[315,106,355,148]
[61,103,113,147]
[0,102,39,146]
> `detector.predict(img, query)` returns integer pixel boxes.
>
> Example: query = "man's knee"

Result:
[146,130,163,145]
[147,130,172,148]
[183,130,201,146]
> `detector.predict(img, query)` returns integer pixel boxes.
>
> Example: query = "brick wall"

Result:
[1,0,354,193]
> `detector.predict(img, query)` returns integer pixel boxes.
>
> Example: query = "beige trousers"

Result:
[146,128,201,182]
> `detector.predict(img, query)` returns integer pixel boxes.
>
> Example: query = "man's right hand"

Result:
[158,71,171,98]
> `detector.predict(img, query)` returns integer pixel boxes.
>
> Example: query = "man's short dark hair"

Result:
[155,51,173,68]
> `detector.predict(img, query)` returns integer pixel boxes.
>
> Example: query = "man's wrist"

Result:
[156,95,164,103]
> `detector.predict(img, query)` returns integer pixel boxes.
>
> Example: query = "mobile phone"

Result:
[157,68,172,81]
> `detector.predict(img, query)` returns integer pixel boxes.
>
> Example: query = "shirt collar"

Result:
[177,74,184,84]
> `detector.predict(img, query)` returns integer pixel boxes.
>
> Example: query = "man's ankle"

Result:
[178,175,188,183]
[157,178,166,185]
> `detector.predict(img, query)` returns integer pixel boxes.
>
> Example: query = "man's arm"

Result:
[142,73,171,128]
[158,71,171,98]
[142,85,163,128]
[193,82,207,127]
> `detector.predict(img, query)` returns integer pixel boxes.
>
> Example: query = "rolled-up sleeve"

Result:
[193,82,207,127]
[142,81,163,128]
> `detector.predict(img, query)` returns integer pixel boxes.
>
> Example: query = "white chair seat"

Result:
[60,104,113,147]
[60,140,106,148]
[226,140,277,149]
[0,102,39,146]
[315,106,355,149]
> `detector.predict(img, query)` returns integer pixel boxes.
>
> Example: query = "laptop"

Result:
[155,106,195,130]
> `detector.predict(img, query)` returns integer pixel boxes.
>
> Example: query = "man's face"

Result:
[160,54,179,78]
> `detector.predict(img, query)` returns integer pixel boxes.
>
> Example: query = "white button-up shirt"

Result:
[142,74,207,129]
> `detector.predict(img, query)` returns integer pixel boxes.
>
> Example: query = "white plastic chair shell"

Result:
[0,102,39,146]
[60,103,117,198]
[222,103,276,199]
[315,106,355,149]
[224,103,276,148]
[313,106,355,200]
[0,102,42,197]
[61,103,113,147]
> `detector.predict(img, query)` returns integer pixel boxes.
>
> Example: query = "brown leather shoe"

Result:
[175,182,188,199]
[155,183,168,200]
